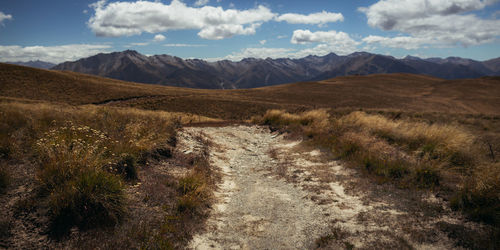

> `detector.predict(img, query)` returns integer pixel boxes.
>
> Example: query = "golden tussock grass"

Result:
[340,111,476,168]
[0,100,219,239]
[255,109,499,226]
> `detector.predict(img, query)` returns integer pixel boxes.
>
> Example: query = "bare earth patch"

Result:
[184,125,491,249]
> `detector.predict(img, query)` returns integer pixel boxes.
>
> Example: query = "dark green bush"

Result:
[0,165,9,193]
[49,170,125,234]
[415,166,440,188]
[117,154,138,180]
[451,188,500,227]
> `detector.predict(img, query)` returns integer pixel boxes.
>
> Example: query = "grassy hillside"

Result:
[1,63,499,247]
[2,63,500,120]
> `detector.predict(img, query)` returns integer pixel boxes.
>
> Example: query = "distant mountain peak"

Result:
[6,60,55,69]
[403,55,422,60]
[51,50,500,89]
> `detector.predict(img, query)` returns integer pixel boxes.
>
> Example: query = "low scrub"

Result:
[451,163,500,226]
[0,162,8,193]
[49,170,125,234]
[340,111,476,168]
[256,109,499,227]
[0,101,183,234]
[176,143,214,215]
[257,109,331,138]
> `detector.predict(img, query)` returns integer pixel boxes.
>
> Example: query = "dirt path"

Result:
[180,126,491,250]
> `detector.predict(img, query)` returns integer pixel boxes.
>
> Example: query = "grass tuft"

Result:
[49,170,125,234]
[256,109,499,226]
[0,162,8,194]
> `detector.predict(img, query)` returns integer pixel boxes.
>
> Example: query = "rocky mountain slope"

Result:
[52,50,500,89]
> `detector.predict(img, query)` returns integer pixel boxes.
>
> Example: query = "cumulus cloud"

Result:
[88,0,275,40]
[0,44,112,63]
[153,34,166,42]
[0,11,12,26]
[210,30,359,61]
[291,29,357,45]
[210,29,360,61]
[362,35,427,50]
[276,11,344,26]
[290,29,360,56]
[194,0,209,6]
[259,40,266,45]
[207,47,294,61]
[359,0,500,47]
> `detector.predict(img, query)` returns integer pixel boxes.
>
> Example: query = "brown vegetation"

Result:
[255,109,500,228]
[2,63,500,121]
[1,63,500,247]
[0,100,217,248]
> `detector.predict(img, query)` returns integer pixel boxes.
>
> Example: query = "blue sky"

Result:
[0,0,499,63]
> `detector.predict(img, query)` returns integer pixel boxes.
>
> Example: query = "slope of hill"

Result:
[51,50,500,89]
[5,60,55,69]
[2,63,500,119]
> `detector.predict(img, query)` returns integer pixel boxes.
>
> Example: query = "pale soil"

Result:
[181,125,492,250]
[0,125,493,249]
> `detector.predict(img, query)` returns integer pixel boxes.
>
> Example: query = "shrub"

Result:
[414,166,440,188]
[176,171,210,214]
[35,123,113,193]
[49,170,125,233]
[116,154,138,181]
[260,109,329,127]
[0,163,8,193]
[451,163,500,226]
[340,111,476,168]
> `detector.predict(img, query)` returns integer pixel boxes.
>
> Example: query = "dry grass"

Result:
[2,62,500,245]
[340,111,476,167]
[0,162,8,194]
[2,63,500,121]
[255,109,500,227]
[0,100,218,248]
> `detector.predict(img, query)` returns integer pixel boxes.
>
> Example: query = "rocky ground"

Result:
[182,125,494,250]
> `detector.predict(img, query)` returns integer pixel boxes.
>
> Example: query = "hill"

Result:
[1,62,499,250]
[2,63,500,119]
[5,60,55,69]
[51,50,500,89]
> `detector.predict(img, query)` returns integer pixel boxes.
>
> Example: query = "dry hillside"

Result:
[1,63,500,119]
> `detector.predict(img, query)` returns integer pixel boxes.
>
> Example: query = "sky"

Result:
[0,0,499,63]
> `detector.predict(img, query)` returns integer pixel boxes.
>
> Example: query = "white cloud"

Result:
[276,11,344,26]
[290,29,360,56]
[207,47,294,61]
[0,11,12,26]
[194,0,210,6]
[362,35,427,50]
[153,34,166,42]
[129,42,149,46]
[291,29,357,45]
[359,0,500,47]
[163,43,206,47]
[259,40,266,45]
[277,35,287,39]
[88,0,276,40]
[0,44,112,63]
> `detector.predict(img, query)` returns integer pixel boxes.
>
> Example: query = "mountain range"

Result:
[49,50,500,89]
[7,60,56,69]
